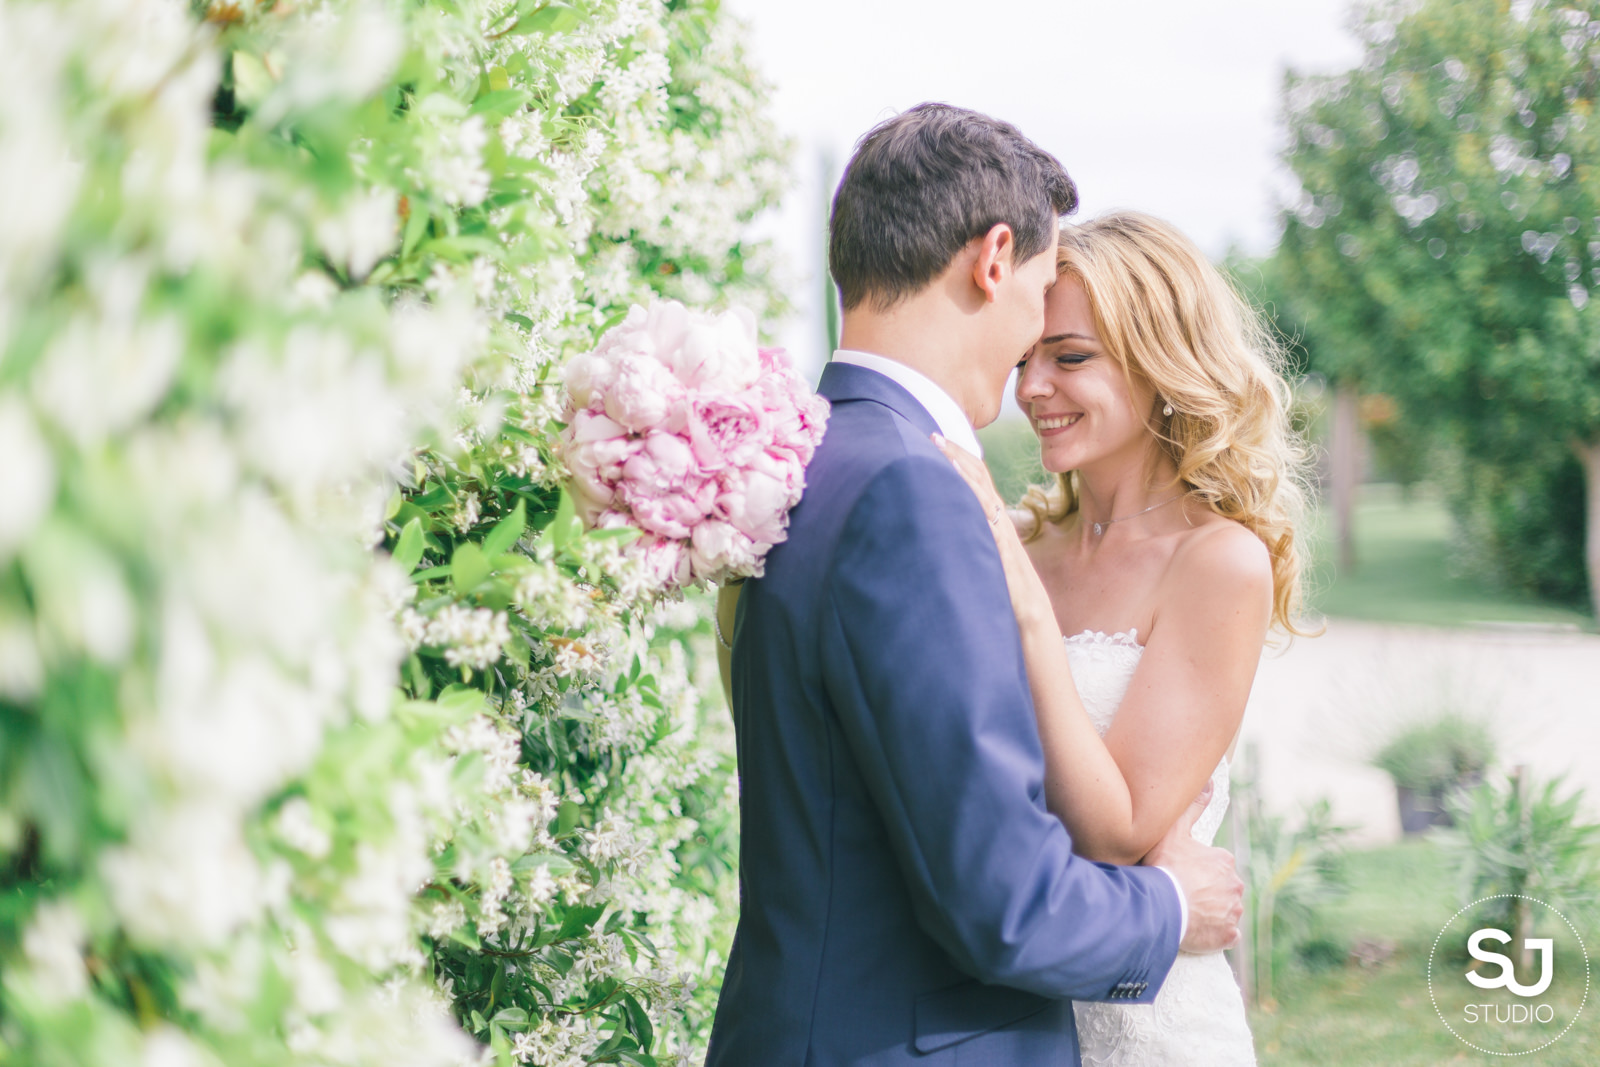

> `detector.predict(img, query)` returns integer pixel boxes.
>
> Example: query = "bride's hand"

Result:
[932,433,1056,629]
[931,434,1010,536]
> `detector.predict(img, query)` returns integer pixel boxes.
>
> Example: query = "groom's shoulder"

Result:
[807,401,970,520]
[815,397,949,481]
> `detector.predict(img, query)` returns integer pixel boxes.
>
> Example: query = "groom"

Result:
[707,104,1244,1065]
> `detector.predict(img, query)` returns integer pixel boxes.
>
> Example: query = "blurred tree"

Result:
[1272,0,1600,613]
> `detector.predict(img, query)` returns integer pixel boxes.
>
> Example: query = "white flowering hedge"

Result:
[0,0,785,1063]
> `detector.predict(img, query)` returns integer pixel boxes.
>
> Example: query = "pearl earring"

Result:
[1162,401,1174,417]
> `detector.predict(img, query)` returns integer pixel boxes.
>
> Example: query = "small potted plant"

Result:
[1371,715,1494,834]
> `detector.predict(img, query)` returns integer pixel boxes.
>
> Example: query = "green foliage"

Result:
[1440,770,1600,932]
[1370,714,1494,793]
[1438,441,1591,604]
[1269,0,1600,610]
[1235,771,1353,1006]
[0,0,785,1063]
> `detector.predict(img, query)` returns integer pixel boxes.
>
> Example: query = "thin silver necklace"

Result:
[1087,492,1186,537]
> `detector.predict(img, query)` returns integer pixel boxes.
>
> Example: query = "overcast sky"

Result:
[723,0,1369,386]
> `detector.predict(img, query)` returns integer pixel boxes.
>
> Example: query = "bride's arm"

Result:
[934,436,1270,865]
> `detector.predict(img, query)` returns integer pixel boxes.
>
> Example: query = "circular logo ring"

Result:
[1427,893,1590,1056]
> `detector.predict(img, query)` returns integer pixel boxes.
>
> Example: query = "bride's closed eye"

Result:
[1017,348,1097,370]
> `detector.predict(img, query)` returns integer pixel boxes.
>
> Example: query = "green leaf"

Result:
[622,993,654,1054]
[551,487,582,551]
[231,51,275,109]
[402,202,430,258]
[406,654,432,698]
[470,88,533,118]
[556,903,605,941]
[585,527,639,543]
[392,517,426,575]
[411,564,452,583]
[557,799,582,836]
[507,3,581,36]
[424,235,501,261]
[513,851,576,876]
[482,498,526,557]
[503,630,530,669]
[452,542,491,594]
[491,1006,529,1029]
[436,684,486,719]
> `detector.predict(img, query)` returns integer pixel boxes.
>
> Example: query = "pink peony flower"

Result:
[621,431,696,495]
[621,474,716,540]
[668,307,761,392]
[685,392,771,472]
[717,450,799,545]
[558,302,829,592]
[563,349,617,411]
[604,354,683,433]
[690,520,759,579]
[566,444,616,525]
[570,409,628,444]
[636,535,692,587]
[590,435,642,482]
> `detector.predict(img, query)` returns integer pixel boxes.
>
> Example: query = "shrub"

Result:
[1440,770,1600,936]
[1371,715,1494,796]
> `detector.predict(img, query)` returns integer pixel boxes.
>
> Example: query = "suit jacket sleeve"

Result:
[820,451,1182,1002]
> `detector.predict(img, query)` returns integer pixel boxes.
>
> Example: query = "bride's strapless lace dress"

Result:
[1063,630,1257,1067]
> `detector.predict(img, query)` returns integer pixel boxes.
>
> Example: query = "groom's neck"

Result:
[838,297,982,425]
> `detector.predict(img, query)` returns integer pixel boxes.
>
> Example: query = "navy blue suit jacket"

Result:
[706,362,1182,1066]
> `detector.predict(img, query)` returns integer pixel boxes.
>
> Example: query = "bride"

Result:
[934,211,1309,1066]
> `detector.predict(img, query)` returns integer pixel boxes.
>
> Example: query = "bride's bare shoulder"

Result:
[1167,514,1272,605]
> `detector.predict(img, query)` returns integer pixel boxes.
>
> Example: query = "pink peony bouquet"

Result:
[559,300,830,588]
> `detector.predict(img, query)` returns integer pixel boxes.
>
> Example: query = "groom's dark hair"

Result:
[829,103,1077,313]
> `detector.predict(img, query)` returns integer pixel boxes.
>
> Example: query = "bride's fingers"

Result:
[932,435,983,487]
[932,435,997,498]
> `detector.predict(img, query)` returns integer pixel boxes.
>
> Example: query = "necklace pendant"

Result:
[1092,522,1105,536]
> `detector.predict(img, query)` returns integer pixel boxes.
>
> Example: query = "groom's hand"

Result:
[1143,782,1244,954]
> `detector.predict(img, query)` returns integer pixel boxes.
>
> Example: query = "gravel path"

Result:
[1238,618,1600,844]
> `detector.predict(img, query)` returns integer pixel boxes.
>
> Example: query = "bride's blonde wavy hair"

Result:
[1020,211,1312,634]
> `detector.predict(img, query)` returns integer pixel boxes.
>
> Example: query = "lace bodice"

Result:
[1061,629,1256,1067]
[1061,630,1231,847]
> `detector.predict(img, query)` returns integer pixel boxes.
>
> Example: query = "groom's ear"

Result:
[971,223,1016,304]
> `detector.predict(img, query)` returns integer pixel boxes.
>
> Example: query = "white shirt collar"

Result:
[831,349,984,458]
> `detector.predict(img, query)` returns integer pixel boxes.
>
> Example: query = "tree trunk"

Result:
[819,149,841,357]
[1329,381,1361,571]
[1576,439,1600,621]
[1512,765,1534,976]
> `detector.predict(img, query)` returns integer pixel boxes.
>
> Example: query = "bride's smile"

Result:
[1033,412,1082,434]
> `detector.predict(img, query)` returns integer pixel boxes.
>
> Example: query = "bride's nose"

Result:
[1016,358,1053,402]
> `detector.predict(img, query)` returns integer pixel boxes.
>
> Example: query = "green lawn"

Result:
[1303,484,1592,630]
[1252,839,1599,1065]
